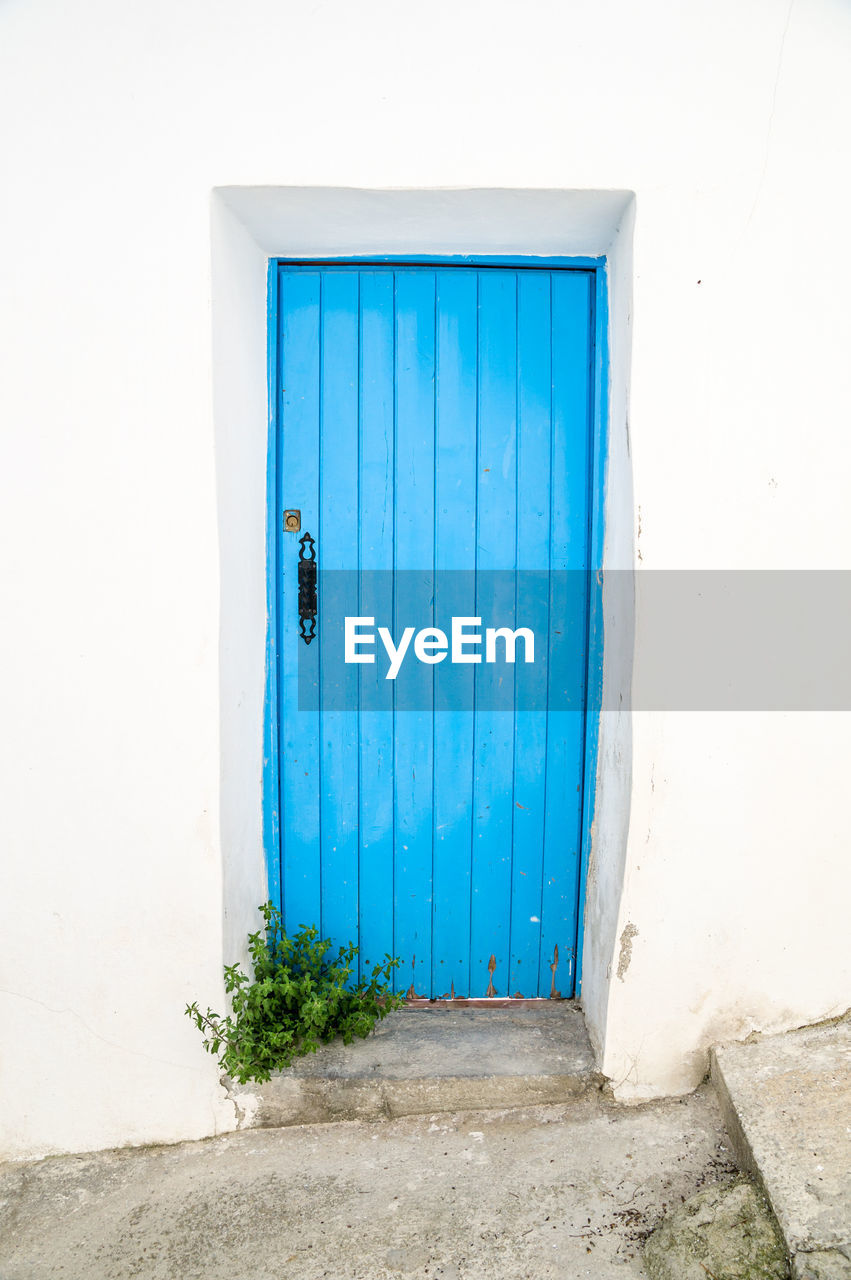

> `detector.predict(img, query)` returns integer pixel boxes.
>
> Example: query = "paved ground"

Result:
[0,1086,737,1280]
[712,1018,851,1279]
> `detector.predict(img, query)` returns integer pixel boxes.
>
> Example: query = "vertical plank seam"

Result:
[317,270,324,941]
[431,272,439,997]
[572,270,597,994]
[468,270,481,992]
[507,272,520,994]
[391,270,398,992]
[271,265,283,915]
[356,271,363,984]
[539,271,554,997]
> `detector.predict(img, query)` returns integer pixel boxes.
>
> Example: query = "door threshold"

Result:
[404,997,569,1010]
[225,999,596,1130]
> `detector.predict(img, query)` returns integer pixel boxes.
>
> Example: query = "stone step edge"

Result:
[709,1047,759,1181]
[226,1070,605,1130]
[707,1047,846,1280]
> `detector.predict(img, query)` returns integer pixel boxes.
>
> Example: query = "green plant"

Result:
[186,902,403,1084]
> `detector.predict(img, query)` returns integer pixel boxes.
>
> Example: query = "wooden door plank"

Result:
[432,268,478,998]
[470,270,518,998]
[509,271,553,996]
[279,270,322,935]
[318,271,360,951]
[538,270,593,998]
[357,271,396,982]
[393,270,436,997]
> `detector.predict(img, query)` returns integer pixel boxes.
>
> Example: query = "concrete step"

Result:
[711,1017,851,1280]
[226,1002,600,1128]
[0,1084,736,1280]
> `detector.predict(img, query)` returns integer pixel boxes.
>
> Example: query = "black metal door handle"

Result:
[298,532,317,644]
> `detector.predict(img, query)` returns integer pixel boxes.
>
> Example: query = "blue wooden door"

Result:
[274,263,594,998]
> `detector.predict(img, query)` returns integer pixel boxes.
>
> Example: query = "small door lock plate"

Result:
[283,509,301,532]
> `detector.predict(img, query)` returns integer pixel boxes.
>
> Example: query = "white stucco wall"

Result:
[1,0,850,1158]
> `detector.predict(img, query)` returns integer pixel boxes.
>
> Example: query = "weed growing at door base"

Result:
[186,902,403,1084]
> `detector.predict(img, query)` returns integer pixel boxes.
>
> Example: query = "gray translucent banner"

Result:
[293,571,851,711]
